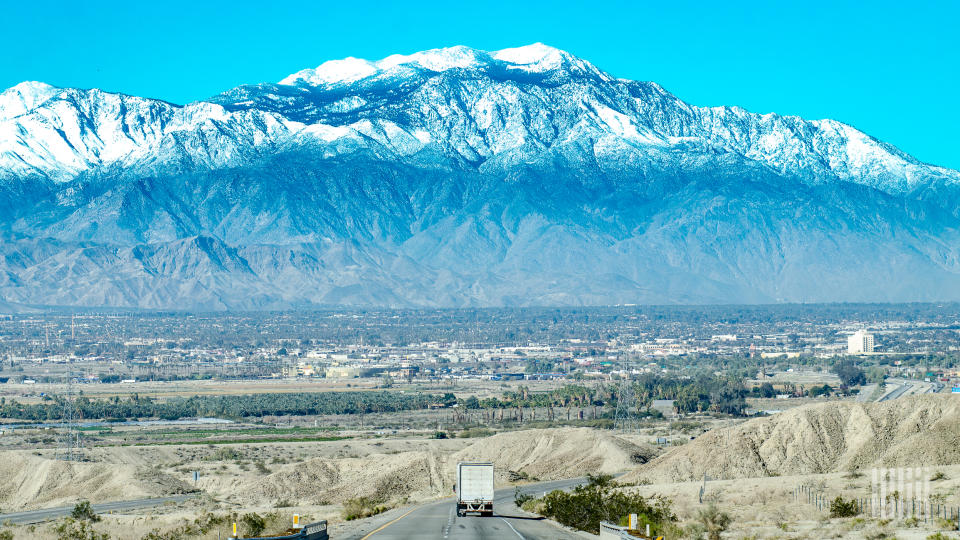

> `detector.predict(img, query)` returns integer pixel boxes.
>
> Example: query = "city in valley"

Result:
[0,305,958,539]
[3,2,960,538]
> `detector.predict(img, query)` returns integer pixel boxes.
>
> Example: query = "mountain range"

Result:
[2,43,959,309]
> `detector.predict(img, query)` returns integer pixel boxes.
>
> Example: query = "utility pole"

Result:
[614,378,638,431]
[613,354,638,432]
[56,373,81,461]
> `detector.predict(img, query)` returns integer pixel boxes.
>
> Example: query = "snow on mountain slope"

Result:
[1,44,960,309]
[0,82,298,181]
[3,44,955,194]
[234,44,959,195]
[279,43,602,86]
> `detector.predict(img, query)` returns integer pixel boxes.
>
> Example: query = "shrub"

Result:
[430,431,448,439]
[190,513,230,534]
[520,497,540,513]
[0,530,12,540]
[808,384,832,397]
[208,448,242,461]
[141,527,193,540]
[697,503,732,540]
[514,487,534,507]
[830,496,859,518]
[457,427,494,438]
[342,497,389,521]
[508,470,536,482]
[538,474,674,535]
[71,501,100,522]
[936,517,956,529]
[54,518,110,540]
[239,513,266,537]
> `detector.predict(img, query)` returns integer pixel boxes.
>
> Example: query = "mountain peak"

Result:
[0,81,60,119]
[278,43,597,86]
[492,43,570,71]
[4,46,960,309]
[280,57,379,86]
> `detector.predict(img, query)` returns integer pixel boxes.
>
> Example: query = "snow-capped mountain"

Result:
[1,44,959,309]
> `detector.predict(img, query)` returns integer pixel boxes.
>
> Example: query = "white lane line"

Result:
[501,517,525,539]
[443,505,455,538]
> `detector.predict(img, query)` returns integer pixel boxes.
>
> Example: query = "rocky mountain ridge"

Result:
[1,44,958,309]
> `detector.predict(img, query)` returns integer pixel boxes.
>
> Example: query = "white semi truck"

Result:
[456,462,494,516]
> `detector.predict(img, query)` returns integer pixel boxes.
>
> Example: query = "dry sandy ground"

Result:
[3,396,960,539]
[615,394,960,539]
[0,427,653,539]
[629,465,960,539]
[626,394,960,483]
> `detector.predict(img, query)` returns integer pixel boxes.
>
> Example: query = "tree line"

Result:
[0,391,457,422]
[0,374,747,423]
[457,374,748,418]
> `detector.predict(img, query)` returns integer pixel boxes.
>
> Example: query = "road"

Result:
[333,477,591,540]
[0,495,197,525]
[878,381,913,401]
[876,378,944,402]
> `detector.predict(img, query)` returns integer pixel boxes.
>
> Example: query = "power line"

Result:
[56,373,82,461]
[613,354,639,432]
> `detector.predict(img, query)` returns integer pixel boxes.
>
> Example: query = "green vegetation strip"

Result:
[0,390,457,421]
[115,435,352,447]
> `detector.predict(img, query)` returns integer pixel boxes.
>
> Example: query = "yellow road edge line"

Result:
[360,507,418,539]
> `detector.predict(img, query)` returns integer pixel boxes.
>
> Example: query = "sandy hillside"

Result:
[0,428,653,513]
[230,448,451,507]
[625,394,960,483]
[228,427,653,507]
[452,427,654,481]
[0,452,191,511]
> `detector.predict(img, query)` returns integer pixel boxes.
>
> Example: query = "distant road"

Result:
[874,378,946,402]
[0,495,197,525]
[878,381,913,402]
[333,477,591,540]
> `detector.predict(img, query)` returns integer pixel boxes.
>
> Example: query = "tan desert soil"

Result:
[228,427,654,507]
[0,453,191,511]
[626,394,960,483]
[0,427,654,514]
[452,427,655,481]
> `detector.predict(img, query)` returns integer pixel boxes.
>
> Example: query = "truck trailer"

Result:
[456,462,494,516]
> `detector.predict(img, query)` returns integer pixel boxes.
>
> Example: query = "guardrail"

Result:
[599,521,662,539]
[232,520,328,540]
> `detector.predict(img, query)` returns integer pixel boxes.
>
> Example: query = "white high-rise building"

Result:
[847,330,875,354]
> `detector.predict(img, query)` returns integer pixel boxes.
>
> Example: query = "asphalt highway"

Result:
[334,477,591,540]
[0,495,197,525]
[878,381,913,401]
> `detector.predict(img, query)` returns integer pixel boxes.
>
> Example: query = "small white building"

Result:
[847,330,875,354]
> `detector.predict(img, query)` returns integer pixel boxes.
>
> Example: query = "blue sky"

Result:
[3,0,958,169]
